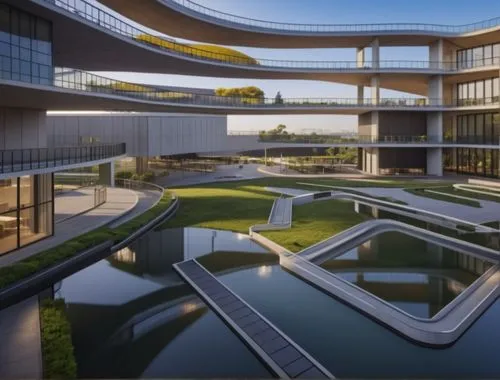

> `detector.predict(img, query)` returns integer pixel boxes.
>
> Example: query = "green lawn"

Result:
[441,186,500,203]
[404,187,482,208]
[160,177,455,249]
[261,200,369,252]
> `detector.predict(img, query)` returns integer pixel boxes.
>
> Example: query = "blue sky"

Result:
[94,0,500,133]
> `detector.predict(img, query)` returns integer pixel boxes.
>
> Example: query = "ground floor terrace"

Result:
[1,167,500,378]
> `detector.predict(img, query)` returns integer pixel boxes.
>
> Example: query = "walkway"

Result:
[265,185,500,224]
[156,164,266,187]
[269,197,292,226]
[109,189,162,228]
[54,187,96,223]
[174,259,333,379]
[0,296,42,379]
[0,187,138,268]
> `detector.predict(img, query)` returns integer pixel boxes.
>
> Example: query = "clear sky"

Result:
[93,0,500,133]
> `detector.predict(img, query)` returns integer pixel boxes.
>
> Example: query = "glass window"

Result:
[484,45,493,66]
[19,206,37,247]
[476,114,484,142]
[476,80,484,104]
[494,44,500,65]
[493,78,499,102]
[485,113,493,144]
[19,175,34,208]
[468,82,475,103]
[0,4,9,36]
[473,47,483,67]
[0,178,17,212]
[485,78,492,103]
[468,115,475,137]
[0,210,18,255]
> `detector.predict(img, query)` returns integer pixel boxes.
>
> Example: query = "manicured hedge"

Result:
[40,299,77,379]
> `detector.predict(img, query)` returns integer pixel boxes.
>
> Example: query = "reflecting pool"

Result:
[55,227,272,378]
[317,231,494,318]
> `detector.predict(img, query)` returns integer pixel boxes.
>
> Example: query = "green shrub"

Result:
[140,171,155,182]
[115,170,134,179]
[40,299,77,379]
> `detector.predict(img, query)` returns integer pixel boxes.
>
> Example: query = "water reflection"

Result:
[318,231,494,318]
[354,202,500,251]
[55,227,271,378]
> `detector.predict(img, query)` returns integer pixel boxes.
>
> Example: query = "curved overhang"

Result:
[1,79,498,116]
[7,0,497,98]
[98,0,500,49]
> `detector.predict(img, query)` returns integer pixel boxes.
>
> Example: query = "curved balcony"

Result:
[0,143,126,177]
[97,0,500,48]
[38,0,500,75]
[1,65,499,115]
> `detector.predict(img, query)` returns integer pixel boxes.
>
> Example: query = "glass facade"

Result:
[457,43,500,69]
[450,112,500,144]
[457,78,499,106]
[444,148,500,178]
[0,174,53,256]
[0,3,53,84]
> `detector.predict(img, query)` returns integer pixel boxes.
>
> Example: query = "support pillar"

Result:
[427,148,443,176]
[371,38,380,69]
[370,76,380,105]
[427,112,443,142]
[357,86,364,105]
[98,162,115,186]
[356,47,365,68]
[135,157,149,175]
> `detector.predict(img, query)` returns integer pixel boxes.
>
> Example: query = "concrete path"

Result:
[156,164,266,187]
[0,296,42,379]
[269,197,292,226]
[109,189,162,228]
[264,186,500,224]
[54,187,95,223]
[343,187,500,224]
[0,188,138,268]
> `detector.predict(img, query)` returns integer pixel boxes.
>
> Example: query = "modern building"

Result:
[0,0,499,256]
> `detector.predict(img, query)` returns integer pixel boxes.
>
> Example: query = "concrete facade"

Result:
[46,113,228,157]
[0,107,47,150]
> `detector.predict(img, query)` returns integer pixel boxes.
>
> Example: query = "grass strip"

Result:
[404,188,481,208]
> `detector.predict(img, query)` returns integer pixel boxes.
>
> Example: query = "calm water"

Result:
[209,253,500,378]
[51,222,500,378]
[55,227,271,378]
[317,231,494,318]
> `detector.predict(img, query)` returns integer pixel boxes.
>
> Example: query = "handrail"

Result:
[255,134,500,145]
[0,143,126,174]
[2,58,499,110]
[167,0,500,35]
[40,0,500,71]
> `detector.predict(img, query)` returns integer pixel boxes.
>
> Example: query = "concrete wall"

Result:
[0,107,47,150]
[47,113,228,156]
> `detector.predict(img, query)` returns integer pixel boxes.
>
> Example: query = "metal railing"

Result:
[0,143,126,174]
[1,58,498,110]
[115,178,163,192]
[40,0,500,71]
[168,0,500,34]
[256,134,500,145]
[94,185,107,207]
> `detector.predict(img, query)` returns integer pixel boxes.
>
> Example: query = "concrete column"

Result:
[98,162,115,186]
[427,148,443,176]
[429,39,443,70]
[370,76,380,105]
[357,85,365,105]
[428,75,443,106]
[371,38,380,69]
[427,112,443,142]
[356,47,365,68]
[364,147,379,175]
[135,156,149,174]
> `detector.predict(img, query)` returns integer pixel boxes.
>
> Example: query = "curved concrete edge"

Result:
[246,188,500,346]
[0,192,180,310]
[453,183,500,198]
[0,241,113,310]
